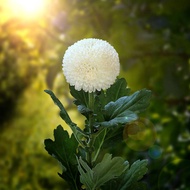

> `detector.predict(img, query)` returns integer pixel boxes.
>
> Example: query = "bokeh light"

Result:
[148,145,162,159]
[123,118,156,151]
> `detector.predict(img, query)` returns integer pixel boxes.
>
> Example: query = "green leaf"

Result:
[69,85,89,107]
[104,89,152,120]
[44,125,78,166]
[77,104,92,118]
[106,78,130,103]
[102,125,124,148]
[78,153,128,190]
[44,125,79,187]
[98,110,137,127]
[44,90,87,146]
[118,159,148,190]
[69,86,94,119]
[44,89,73,125]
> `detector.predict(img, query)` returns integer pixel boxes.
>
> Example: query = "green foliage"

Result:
[90,128,107,163]
[99,110,137,128]
[70,86,89,107]
[44,125,80,189]
[118,160,148,190]
[100,89,151,127]
[44,90,87,146]
[101,160,148,190]
[77,153,128,190]
[44,76,151,189]
[69,78,151,128]
[105,78,131,103]
[104,89,151,115]
[45,125,78,171]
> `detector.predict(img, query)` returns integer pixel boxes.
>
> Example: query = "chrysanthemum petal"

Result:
[62,38,120,92]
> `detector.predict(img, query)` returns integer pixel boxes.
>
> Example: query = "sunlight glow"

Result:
[10,0,45,18]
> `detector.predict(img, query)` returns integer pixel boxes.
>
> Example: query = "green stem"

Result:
[88,92,94,133]
[87,92,95,167]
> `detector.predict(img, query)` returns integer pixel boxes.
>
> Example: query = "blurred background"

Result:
[0,0,189,189]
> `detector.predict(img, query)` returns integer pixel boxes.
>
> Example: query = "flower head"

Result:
[62,38,120,92]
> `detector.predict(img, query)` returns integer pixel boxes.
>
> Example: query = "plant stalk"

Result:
[87,92,95,167]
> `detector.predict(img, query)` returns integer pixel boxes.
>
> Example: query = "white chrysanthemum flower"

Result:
[62,38,120,92]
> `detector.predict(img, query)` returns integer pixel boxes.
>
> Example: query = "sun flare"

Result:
[10,0,45,17]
